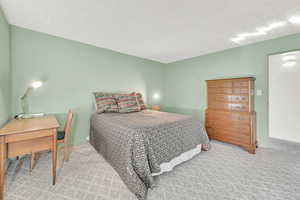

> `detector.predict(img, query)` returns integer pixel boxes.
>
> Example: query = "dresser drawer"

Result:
[206,111,251,123]
[206,118,251,128]
[233,87,249,94]
[207,102,231,110]
[208,94,249,103]
[208,94,231,102]
[206,120,251,134]
[208,103,249,111]
[229,103,249,111]
[209,131,251,145]
[230,95,249,103]
[215,125,250,135]
[207,80,232,88]
[206,124,251,142]
[233,81,249,87]
[218,80,233,88]
[208,87,233,94]
[231,113,251,121]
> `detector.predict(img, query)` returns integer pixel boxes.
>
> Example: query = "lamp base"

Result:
[151,105,160,111]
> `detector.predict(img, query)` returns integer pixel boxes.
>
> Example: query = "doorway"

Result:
[269,50,300,143]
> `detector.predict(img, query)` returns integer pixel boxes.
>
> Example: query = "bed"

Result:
[90,109,209,200]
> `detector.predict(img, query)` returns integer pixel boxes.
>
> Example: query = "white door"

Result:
[269,51,300,143]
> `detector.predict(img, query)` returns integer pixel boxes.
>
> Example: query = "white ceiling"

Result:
[1,0,300,63]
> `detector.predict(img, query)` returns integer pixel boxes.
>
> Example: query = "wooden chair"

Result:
[30,111,73,172]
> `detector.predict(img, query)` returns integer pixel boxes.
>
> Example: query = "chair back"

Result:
[64,110,73,140]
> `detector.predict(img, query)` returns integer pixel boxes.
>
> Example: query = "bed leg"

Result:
[202,144,210,151]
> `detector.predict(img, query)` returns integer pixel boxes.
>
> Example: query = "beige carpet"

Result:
[4,141,300,200]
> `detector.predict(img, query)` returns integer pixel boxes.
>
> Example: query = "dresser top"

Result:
[0,116,59,136]
[206,77,255,82]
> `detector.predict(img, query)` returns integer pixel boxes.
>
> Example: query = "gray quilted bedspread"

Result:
[90,110,209,200]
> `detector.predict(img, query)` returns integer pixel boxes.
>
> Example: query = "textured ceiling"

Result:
[1,0,300,63]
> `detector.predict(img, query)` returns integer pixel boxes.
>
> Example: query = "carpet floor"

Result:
[4,141,300,200]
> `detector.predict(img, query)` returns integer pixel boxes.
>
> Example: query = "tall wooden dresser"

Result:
[205,77,256,153]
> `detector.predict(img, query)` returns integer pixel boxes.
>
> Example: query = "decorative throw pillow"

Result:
[115,93,141,113]
[93,92,119,113]
[136,93,147,110]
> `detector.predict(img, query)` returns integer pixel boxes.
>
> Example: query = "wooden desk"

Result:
[0,116,59,200]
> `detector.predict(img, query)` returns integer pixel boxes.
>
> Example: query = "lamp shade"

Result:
[31,81,43,88]
[153,93,160,100]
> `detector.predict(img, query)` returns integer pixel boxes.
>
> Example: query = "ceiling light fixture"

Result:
[283,61,297,68]
[231,21,287,44]
[257,21,287,33]
[231,31,266,43]
[238,31,267,38]
[231,37,245,43]
[289,16,300,24]
[282,55,297,61]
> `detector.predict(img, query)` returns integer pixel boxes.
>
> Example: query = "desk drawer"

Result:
[5,129,54,143]
[8,136,53,157]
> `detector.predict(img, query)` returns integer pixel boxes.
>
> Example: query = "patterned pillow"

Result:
[136,93,147,110]
[115,93,141,113]
[93,92,119,113]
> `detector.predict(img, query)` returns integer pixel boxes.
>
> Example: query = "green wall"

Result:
[163,33,300,147]
[7,23,300,147]
[0,8,11,127]
[10,26,164,145]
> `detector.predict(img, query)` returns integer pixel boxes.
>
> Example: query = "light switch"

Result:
[256,89,263,96]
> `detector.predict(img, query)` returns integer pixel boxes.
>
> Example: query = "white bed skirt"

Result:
[151,144,202,176]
